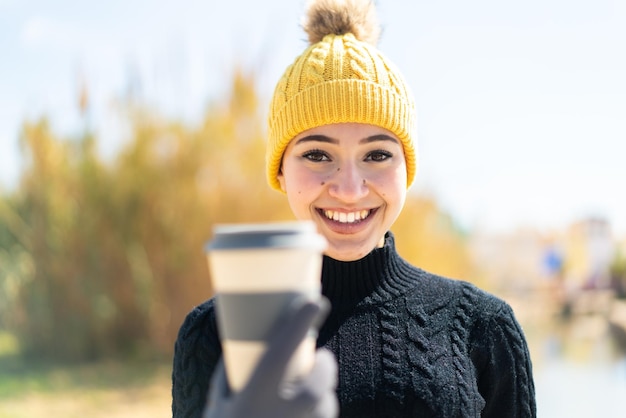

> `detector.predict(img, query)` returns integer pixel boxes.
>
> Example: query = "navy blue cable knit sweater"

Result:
[172,233,536,417]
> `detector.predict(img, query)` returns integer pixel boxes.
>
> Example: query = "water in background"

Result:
[513,291,626,417]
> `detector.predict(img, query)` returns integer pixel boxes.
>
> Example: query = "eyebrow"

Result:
[294,134,399,146]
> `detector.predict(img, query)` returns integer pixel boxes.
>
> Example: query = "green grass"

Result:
[0,331,170,397]
[0,355,170,399]
[0,332,173,418]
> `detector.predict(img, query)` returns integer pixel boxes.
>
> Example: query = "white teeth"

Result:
[323,210,370,224]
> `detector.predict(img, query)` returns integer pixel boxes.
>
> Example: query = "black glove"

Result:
[204,296,338,418]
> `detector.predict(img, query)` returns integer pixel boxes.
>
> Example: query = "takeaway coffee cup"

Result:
[205,221,327,392]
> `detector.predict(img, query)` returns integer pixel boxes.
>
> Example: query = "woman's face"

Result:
[278,123,407,261]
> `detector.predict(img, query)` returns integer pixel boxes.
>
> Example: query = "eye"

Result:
[365,150,392,162]
[302,149,331,162]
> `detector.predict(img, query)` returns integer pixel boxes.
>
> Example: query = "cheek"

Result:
[283,169,326,220]
[369,167,406,190]
[284,165,327,191]
[368,168,407,207]
[282,167,328,214]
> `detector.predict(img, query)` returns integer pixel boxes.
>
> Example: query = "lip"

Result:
[315,207,378,234]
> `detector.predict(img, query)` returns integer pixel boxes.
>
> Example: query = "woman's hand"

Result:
[203,297,338,418]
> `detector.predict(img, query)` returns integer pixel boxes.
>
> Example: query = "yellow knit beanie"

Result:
[266,0,417,192]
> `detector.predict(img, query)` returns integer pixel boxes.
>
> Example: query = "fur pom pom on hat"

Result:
[266,0,417,191]
[303,0,381,45]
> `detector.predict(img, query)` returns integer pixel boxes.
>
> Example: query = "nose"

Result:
[327,162,369,202]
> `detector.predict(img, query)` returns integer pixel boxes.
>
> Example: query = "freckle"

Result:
[320,181,325,186]
[337,168,340,171]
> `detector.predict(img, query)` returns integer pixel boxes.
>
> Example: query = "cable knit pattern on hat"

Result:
[265,1,417,192]
[171,232,536,417]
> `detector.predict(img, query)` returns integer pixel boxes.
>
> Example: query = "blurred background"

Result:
[1,0,625,416]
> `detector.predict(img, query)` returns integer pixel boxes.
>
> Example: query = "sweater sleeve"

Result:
[472,299,537,418]
[172,299,222,418]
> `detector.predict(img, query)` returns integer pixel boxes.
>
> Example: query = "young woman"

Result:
[172,1,537,417]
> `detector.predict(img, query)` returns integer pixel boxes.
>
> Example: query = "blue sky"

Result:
[1,0,625,235]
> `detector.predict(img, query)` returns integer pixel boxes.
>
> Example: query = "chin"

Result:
[325,244,372,262]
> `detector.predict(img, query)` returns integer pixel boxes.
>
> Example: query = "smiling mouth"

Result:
[320,209,374,224]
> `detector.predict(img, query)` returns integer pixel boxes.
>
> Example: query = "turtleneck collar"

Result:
[320,232,419,308]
